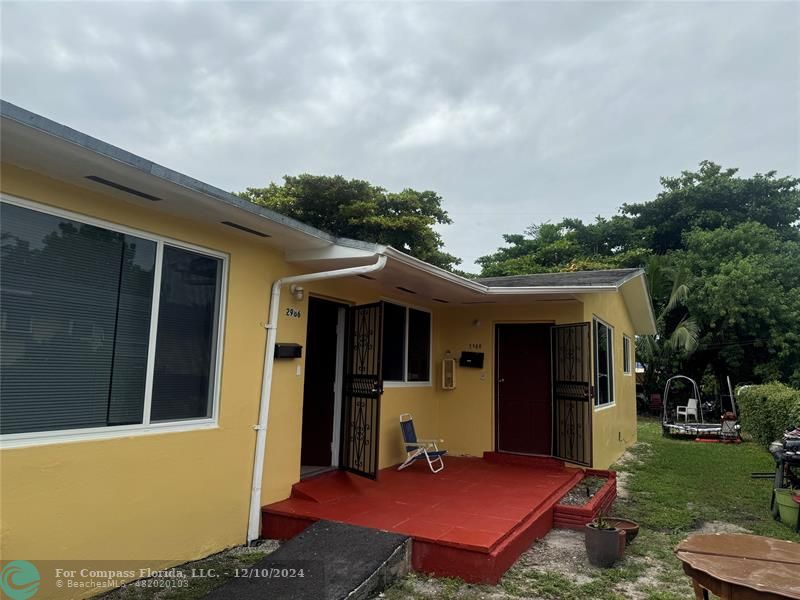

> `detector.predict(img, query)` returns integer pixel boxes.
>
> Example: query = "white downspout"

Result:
[247,254,387,543]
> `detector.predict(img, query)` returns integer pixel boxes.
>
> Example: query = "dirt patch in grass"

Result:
[694,520,751,535]
[559,476,609,506]
[382,527,676,600]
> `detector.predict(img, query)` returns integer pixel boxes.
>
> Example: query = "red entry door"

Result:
[496,323,552,455]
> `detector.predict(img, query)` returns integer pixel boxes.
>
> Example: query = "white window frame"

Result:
[381,299,433,388]
[593,316,615,410]
[622,335,632,376]
[0,194,229,448]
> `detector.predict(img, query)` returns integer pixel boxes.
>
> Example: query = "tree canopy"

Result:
[238,163,800,389]
[478,161,800,389]
[238,174,460,270]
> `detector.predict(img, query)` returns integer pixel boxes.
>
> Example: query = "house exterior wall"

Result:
[0,162,639,592]
[259,277,442,504]
[0,163,280,580]
[434,302,585,458]
[582,292,638,469]
[0,166,444,576]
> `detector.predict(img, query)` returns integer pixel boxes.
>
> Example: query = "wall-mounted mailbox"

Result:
[274,343,302,359]
[459,351,484,369]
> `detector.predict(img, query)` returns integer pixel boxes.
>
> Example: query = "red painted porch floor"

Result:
[261,453,585,583]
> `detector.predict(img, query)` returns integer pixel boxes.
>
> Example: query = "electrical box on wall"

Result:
[442,358,456,390]
[274,343,302,359]
[459,351,484,369]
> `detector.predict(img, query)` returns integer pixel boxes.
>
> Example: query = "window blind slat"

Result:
[0,203,155,434]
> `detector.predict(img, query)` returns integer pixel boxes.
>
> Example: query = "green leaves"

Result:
[238,174,460,270]
[477,160,800,391]
[737,383,800,447]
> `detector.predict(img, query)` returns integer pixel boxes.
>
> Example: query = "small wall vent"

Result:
[396,286,416,295]
[221,221,271,238]
[85,175,162,201]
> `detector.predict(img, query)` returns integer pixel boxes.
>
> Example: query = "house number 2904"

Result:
[285,308,302,318]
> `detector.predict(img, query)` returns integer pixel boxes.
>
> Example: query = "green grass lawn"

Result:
[617,418,797,541]
[103,419,798,599]
[384,418,799,600]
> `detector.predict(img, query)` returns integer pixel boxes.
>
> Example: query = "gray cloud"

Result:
[2,1,798,270]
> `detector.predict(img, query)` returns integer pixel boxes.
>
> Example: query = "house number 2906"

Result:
[285,308,301,318]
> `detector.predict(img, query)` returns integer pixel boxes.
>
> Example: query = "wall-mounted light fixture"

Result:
[289,284,304,301]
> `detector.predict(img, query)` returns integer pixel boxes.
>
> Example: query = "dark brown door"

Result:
[551,322,592,466]
[495,323,552,455]
[300,297,343,467]
[341,302,383,479]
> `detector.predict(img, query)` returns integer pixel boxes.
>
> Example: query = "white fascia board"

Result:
[620,275,658,335]
[285,243,384,262]
[295,245,655,325]
[483,285,618,295]
[382,247,488,293]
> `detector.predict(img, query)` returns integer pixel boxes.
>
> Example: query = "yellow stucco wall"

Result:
[259,278,443,503]
[0,162,638,592]
[0,164,280,584]
[435,302,584,457]
[582,292,639,469]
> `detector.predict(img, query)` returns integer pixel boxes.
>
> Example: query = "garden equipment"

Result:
[769,425,800,531]
[661,375,740,441]
[774,488,800,530]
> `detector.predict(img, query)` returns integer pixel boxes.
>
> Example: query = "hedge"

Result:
[736,383,800,447]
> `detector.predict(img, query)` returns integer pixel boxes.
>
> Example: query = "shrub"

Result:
[737,383,800,447]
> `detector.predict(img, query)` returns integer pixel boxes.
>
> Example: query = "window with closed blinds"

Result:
[0,200,225,439]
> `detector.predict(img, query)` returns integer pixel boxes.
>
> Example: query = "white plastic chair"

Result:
[677,398,699,422]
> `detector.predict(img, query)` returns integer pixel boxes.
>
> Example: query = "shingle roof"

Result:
[477,268,643,288]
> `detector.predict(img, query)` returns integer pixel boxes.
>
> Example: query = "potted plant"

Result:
[605,516,640,545]
[585,513,625,568]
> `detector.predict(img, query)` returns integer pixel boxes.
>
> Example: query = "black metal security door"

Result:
[340,302,383,479]
[551,323,593,466]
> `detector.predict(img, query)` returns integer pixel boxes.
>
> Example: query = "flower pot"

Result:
[585,524,625,568]
[605,517,640,545]
[774,489,799,529]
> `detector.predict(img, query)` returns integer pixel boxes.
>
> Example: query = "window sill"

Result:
[594,402,617,412]
[0,420,219,449]
[383,381,433,389]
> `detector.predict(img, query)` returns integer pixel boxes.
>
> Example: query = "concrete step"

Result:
[205,521,410,600]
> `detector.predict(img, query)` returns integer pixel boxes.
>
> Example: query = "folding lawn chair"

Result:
[397,413,447,473]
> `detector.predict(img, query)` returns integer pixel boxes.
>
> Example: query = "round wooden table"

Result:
[675,533,800,600]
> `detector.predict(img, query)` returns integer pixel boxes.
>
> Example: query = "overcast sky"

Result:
[2,1,798,271]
